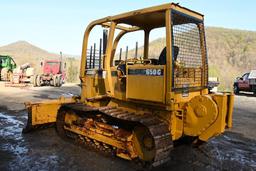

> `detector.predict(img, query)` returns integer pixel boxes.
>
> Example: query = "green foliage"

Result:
[208,65,220,77]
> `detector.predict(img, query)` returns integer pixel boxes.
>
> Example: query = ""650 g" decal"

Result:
[146,69,163,76]
[128,69,164,76]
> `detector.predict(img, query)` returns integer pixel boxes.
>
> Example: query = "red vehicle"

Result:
[233,71,256,95]
[34,59,66,87]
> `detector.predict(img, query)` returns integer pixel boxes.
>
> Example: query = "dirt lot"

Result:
[0,82,255,171]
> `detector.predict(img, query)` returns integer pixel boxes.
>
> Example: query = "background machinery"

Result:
[11,63,35,85]
[0,55,16,81]
[34,55,65,87]
[23,3,234,168]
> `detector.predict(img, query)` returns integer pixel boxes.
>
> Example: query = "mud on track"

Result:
[0,84,256,171]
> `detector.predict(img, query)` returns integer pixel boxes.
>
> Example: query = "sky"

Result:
[0,0,255,55]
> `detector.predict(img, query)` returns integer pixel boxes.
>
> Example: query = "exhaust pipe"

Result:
[60,51,63,73]
[99,38,102,69]
[125,46,128,61]
[103,29,108,68]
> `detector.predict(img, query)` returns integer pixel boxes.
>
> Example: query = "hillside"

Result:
[0,41,80,83]
[0,41,59,66]
[206,27,256,89]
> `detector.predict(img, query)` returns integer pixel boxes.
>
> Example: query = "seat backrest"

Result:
[173,46,179,61]
[117,64,126,75]
[158,47,166,65]
[158,46,179,65]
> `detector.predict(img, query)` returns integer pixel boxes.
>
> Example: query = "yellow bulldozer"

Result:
[23,3,234,168]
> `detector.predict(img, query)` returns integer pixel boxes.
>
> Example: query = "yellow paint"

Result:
[126,65,165,103]
[199,93,233,141]
[226,93,234,128]
[171,110,183,140]
[184,95,218,136]
[25,96,77,126]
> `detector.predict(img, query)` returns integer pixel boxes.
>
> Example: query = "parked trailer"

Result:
[12,63,34,84]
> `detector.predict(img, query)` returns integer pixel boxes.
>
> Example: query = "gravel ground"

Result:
[0,82,255,171]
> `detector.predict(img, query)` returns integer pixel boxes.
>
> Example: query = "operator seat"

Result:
[158,46,179,65]
[117,64,126,75]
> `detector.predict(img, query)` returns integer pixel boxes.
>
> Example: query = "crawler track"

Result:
[57,103,173,167]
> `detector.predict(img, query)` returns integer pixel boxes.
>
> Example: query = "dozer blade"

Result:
[23,96,78,133]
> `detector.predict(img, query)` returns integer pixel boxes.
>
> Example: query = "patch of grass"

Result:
[209,65,220,77]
